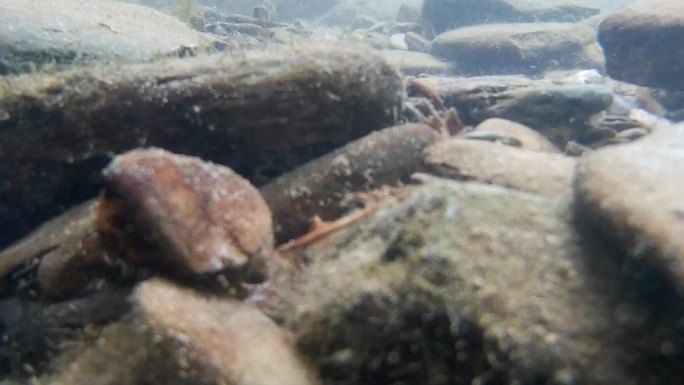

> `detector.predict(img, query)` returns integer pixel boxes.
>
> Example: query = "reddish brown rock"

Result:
[98,148,273,282]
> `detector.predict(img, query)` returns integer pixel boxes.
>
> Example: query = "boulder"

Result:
[277,178,683,385]
[0,43,402,250]
[576,123,684,296]
[598,0,684,90]
[0,0,213,75]
[431,23,599,76]
[422,0,599,35]
[45,278,319,385]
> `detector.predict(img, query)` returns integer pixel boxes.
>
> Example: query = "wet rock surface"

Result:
[432,22,598,76]
[412,76,615,147]
[277,179,683,385]
[576,123,684,296]
[0,0,214,75]
[98,148,274,283]
[0,43,402,250]
[46,278,319,385]
[261,123,439,244]
[1,0,684,384]
[424,138,575,199]
[422,0,599,35]
[598,0,684,90]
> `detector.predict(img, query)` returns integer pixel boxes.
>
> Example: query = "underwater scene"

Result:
[1,0,684,384]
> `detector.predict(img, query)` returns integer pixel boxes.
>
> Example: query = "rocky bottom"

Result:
[2,0,684,384]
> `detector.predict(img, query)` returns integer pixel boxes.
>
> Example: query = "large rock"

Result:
[576,123,684,296]
[0,0,213,75]
[0,43,402,250]
[422,0,599,35]
[598,0,684,90]
[46,278,319,385]
[278,179,683,385]
[431,22,599,76]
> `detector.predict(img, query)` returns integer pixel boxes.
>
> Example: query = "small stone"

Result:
[98,148,273,283]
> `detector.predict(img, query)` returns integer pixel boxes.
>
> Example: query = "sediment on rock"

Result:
[0,43,403,250]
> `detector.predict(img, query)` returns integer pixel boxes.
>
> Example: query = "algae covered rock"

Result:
[0,43,403,250]
[278,178,683,385]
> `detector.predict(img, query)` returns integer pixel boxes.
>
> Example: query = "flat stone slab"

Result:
[431,22,598,76]
[0,0,213,74]
[576,123,684,295]
[421,0,599,35]
[598,0,684,90]
[424,138,575,199]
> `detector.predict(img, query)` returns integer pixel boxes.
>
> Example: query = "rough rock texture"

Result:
[422,0,599,35]
[0,43,403,250]
[576,123,684,296]
[0,0,213,75]
[98,148,273,282]
[279,179,683,385]
[423,138,575,199]
[598,0,684,90]
[431,23,598,76]
[473,118,560,153]
[46,278,319,385]
[413,76,614,147]
[261,124,440,243]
